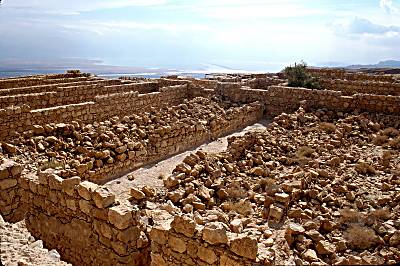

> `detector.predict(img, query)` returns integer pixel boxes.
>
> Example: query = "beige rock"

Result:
[92,187,115,208]
[0,178,17,190]
[230,219,243,233]
[168,235,186,253]
[202,222,228,245]
[197,246,217,264]
[171,215,196,237]
[229,234,258,260]
[77,181,98,200]
[131,187,146,200]
[315,240,336,255]
[108,205,132,230]
[302,249,319,262]
[61,176,81,196]
[142,185,156,197]
[48,174,63,190]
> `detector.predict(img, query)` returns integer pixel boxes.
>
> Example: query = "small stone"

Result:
[230,219,243,233]
[389,230,400,246]
[131,187,146,200]
[287,223,305,235]
[230,234,258,260]
[197,246,217,264]
[77,181,98,200]
[108,205,132,230]
[202,222,228,245]
[168,235,186,253]
[61,176,81,196]
[0,178,17,190]
[92,187,115,208]
[315,240,336,255]
[302,249,318,262]
[171,215,196,237]
[141,185,156,197]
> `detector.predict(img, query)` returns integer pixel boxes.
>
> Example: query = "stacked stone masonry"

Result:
[0,69,399,265]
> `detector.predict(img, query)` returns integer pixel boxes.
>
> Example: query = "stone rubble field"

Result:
[144,106,400,265]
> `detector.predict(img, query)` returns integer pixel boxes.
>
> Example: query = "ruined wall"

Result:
[307,68,396,83]
[218,85,400,117]
[0,168,151,265]
[319,79,400,96]
[86,102,263,183]
[0,159,24,222]
[150,216,261,266]
[0,75,92,90]
[0,81,159,109]
[0,84,190,140]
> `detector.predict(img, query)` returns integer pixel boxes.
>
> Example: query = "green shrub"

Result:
[283,62,321,89]
[66,69,81,75]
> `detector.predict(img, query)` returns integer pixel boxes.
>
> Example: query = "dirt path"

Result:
[105,120,269,202]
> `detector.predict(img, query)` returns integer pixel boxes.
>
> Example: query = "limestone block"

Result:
[61,176,81,196]
[77,181,98,200]
[92,187,115,209]
[202,222,228,245]
[48,174,63,190]
[108,204,132,230]
[229,234,258,260]
[171,215,196,238]
[79,199,92,215]
[197,246,217,264]
[168,235,187,253]
[0,178,17,190]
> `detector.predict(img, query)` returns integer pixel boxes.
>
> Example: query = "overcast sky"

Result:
[0,0,399,71]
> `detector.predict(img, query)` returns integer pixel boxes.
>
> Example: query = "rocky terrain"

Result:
[2,96,260,180]
[146,106,400,265]
[0,215,69,266]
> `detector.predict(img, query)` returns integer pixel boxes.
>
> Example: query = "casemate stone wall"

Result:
[0,70,399,266]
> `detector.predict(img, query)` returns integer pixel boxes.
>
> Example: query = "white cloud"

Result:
[332,17,400,36]
[3,0,168,14]
[56,20,213,37]
[165,0,326,19]
[380,0,399,14]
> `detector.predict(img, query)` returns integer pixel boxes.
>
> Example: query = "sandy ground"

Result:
[0,216,70,266]
[105,120,270,202]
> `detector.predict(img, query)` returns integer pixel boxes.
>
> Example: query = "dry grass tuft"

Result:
[344,224,380,250]
[369,208,392,221]
[296,146,315,158]
[319,122,336,133]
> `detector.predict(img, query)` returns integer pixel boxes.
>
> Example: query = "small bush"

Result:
[67,69,81,74]
[283,62,321,89]
[296,146,315,158]
[344,224,381,250]
[319,122,336,133]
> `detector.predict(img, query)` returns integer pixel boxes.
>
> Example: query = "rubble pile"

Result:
[156,107,400,265]
[1,97,261,181]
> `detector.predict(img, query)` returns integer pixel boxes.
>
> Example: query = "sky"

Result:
[0,0,399,72]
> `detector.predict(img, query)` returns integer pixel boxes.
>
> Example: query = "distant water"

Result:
[0,70,65,78]
[0,70,206,79]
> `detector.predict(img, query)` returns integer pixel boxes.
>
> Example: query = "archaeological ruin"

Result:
[0,68,399,265]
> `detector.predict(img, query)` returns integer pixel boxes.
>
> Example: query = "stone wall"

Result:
[0,81,159,109]
[307,68,396,82]
[86,101,263,183]
[0,159,24,222]
[319,79,400,96]
[0,84,190,140]
[0,167,151,265]
[0,73,91,89]
[150,215,261,266]
[218,85,400,117]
